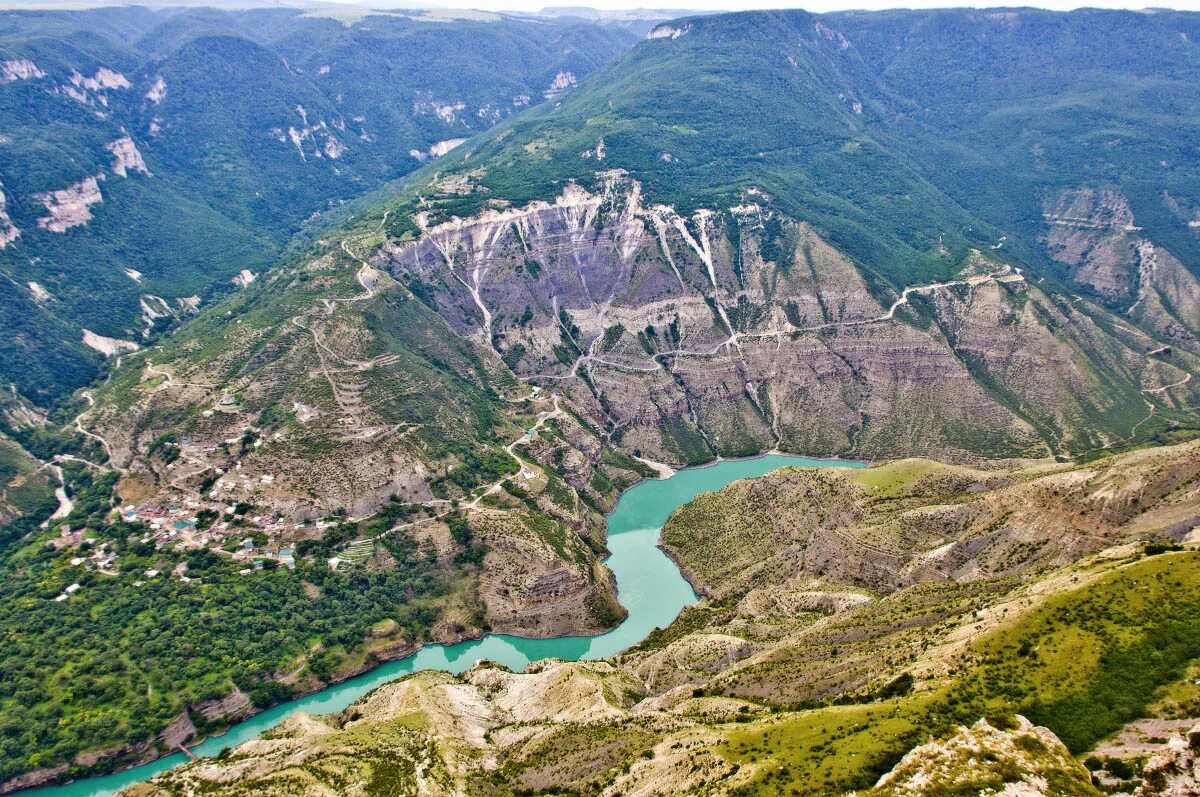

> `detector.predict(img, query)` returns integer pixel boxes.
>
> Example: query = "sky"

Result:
[7,0,1198,15]
[367,0,1200,14]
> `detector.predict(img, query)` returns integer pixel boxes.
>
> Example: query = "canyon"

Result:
[4,7,1200,795]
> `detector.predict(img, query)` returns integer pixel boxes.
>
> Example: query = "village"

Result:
[47,459,321,602]
[44,377,565,607]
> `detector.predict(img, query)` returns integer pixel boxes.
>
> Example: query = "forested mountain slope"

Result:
[0,6,635,405]
[324,8,1200,464]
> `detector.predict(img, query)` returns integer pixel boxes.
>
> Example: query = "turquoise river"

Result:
[30,453,863,796]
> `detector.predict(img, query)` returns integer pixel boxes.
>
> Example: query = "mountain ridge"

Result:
[0,6,637,405]
[5,6,1200,791]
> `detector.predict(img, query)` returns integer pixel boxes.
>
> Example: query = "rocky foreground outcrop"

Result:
[1136,725,1200,797]
[862,716,1098,796]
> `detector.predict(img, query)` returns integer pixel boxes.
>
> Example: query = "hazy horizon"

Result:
[1,0,1198,13]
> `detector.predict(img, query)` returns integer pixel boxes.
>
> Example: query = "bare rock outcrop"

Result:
[270,106,346,161]
[193,688,254,724]
[1136,724,1200,796]
[475,511,624,637]
[35,175,104,231]
[0,187,18,247]
[1045,188,1140,304]
[82,328,139,356]
[145,75,167,103]
[862,715,1095,796]
[60,67,131,106]
[0,58,45,82]
[107,136,151,177]
[1045,187,1200,350]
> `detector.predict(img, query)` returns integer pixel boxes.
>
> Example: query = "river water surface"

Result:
[31,453,863,796]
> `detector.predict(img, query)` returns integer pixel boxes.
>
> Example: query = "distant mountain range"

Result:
[0,5,637,405]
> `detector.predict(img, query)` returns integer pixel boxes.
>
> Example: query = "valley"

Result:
[0,6,638,406]
[114,443,1200,796]
[2,5,1200,796]
[24,454,843,797]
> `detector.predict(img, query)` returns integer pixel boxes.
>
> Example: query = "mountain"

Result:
[6,6,1200,792]
[129,440,1200,796]
[0,6,636,406]
[0,225,643,789]
[0,431,53,527]
[529,6,716,36]
[83,8,1200,509]
[339,8,1200,463]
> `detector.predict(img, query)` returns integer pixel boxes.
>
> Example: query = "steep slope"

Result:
[128,441,1200,796]
[0,222,645,790]
[10,7,1200,791]
[0,432,54,528]
[338,9,1200,462]
[380,177,1198,459]
[0,390,58,534]
[830,8,1200,283]
[396,10,999,287]
[29,7,1200,522]
[0,6,636,405]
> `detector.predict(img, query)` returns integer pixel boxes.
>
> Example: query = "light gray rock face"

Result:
[1045,187,1200,348]
[34,175,104,232]
[0,187,17,247]
[1136,725,1200,797]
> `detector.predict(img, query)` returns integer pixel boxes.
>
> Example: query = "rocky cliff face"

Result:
[78,170,1200,765]
[387,177,1199,463]
[85,173,1200,652]
[33,175,104,232]
[1045,188,1200,353]
[1136,725,1200,797]
[0,188,17,248]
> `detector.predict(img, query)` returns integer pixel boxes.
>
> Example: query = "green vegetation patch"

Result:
[0,506,467,782]
[714,551,1200,794]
